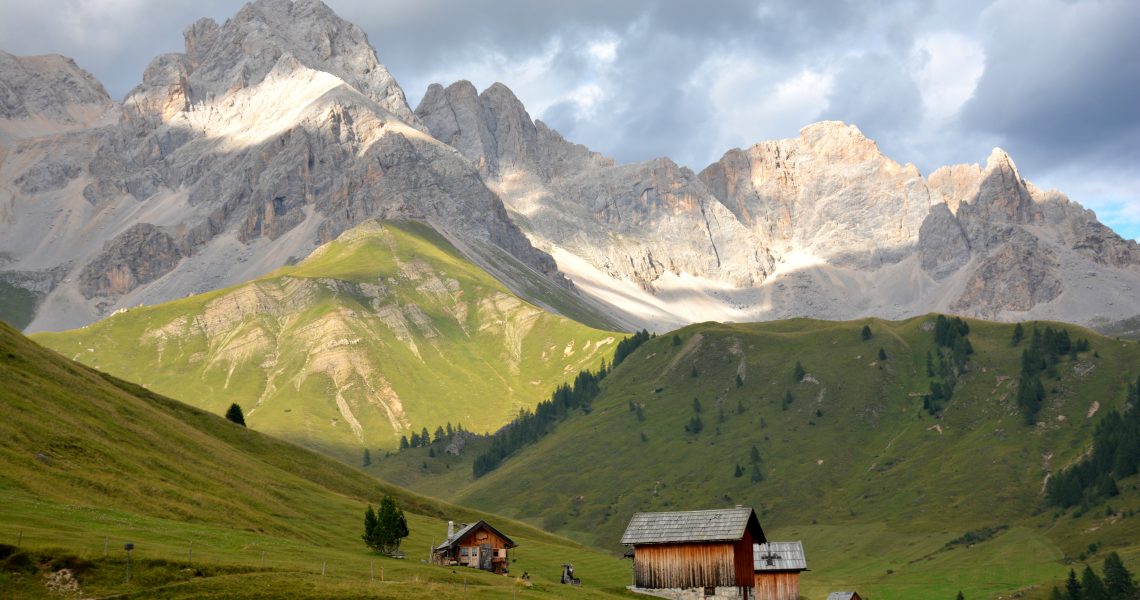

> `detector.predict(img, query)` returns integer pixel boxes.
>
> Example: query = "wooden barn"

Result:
[621,507,766,598]
[431,520,516,575]
[753,541,808,600]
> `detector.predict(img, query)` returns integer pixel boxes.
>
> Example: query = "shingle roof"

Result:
[754,541,807,571]
[826,592,860,600]
[620,507,765,545]
[434,520,517,551]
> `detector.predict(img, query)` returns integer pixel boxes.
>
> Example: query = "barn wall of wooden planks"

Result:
[633,542,738,588]
[753,571,800,600]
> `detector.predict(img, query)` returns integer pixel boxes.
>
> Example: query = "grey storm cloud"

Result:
[0,0,1137,239]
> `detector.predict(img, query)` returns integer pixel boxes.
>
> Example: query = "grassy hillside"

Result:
[382,316,1140,599]
[0,319,635,598]
[34,220,619,462]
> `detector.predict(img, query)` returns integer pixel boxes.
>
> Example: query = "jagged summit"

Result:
[0,1,575,332]
[126,0,418,126]
[0,51,110,125]
[1,3,1137,334]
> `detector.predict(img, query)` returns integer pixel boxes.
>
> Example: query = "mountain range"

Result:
[2,0,1137,335]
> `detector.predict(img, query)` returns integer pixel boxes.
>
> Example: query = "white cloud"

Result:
[910,32,985,123]
[696,54,833,152]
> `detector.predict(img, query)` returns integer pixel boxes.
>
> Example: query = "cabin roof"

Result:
[754,541,807,572]
[826,592,860,600]
[620,507,766,545]
[434,520,517,551]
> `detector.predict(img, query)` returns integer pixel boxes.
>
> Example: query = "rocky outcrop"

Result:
[0,51,110,121]
[950,230,1063,317]
[415,80,610,180]
[79,224,185,298]
[700,122,930,270]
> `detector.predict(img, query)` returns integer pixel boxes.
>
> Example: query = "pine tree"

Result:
[399,435,410,450]
[434,426,445,444]
[1103,552,1137,599]
[1011,322,1024,346]
[1067,568,1082,600]
[878,347,887,361]
[793,361,806,382]
[362,448,372,467]
[363,496,409,555]
[224,403,246,427]
[692,397,702,413]
[956,592,965,600]
[861,325,872,341]
[420,427,430,447]
[362,505,379,550]
[1083,564,1110,600]
[672,334,682,346]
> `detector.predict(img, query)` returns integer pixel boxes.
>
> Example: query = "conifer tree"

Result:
[362,448,372,467]
[363,495,409,555]
[1067,569,1082,600]
[793,361,806,382]
[878,347,887,361]
[861,325,872,340]
[1083,564,1110,600]
[1103,552,1137,599]
[225,403,246,427]
[399,435,410,450]
[956,592,965,600]
[1011,322,1024,346]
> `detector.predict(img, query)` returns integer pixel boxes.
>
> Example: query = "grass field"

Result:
[33,220,619,463]
[379,316,1140,599]
[0,320,635,598]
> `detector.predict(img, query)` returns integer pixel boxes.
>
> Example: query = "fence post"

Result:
[322,561,326,576]
[261,551,265,568]
[16,531,21,546]
[103,537,108,559]
[370,560,374,583]
[188,541,192,565]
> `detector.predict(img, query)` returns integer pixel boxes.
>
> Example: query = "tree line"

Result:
[1051,552,1138,600]
[471,330,651,478]
[924,315,973,415]
[1014,323,1091,425]
[1046,375,1140,510]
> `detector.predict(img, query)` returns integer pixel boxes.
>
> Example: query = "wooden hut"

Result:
[431,520,516,575]
[826,593,862,600]
[621,507,766,597]
[753,541,807,600]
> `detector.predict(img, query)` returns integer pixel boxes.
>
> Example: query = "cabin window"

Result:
[460,547,468,557]
[497,549,507,558]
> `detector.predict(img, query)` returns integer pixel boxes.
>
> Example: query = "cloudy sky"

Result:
[2,0,1138,240]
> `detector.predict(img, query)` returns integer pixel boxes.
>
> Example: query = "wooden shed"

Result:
[621,507,767,596]
[753,541,808,600]
[431,520,517,575]
[826,593,862,600]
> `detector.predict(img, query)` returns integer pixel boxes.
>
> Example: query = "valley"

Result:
[2,1,1140,598]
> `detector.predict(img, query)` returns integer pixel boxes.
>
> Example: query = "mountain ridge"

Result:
[1,0,1138,335]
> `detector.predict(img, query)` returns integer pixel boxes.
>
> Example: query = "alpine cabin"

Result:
[753,541,808,600]
[431,520,516,575]
[621,507,766,599]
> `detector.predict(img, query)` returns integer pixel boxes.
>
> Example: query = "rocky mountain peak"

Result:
[797,120,887,165]
[127,0,418,126]
[0,51,110,123]
[416,79,609,181]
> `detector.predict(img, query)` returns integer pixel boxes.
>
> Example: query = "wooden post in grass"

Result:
[16,531,21,546]
[103,537,108,559]
[188,541,192,565]
[370,560,374,583]
[322,560,326,576]
[261,551,265,568]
